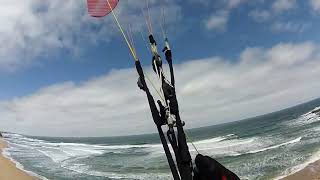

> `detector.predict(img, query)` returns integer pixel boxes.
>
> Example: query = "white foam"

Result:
[148,134,250,157]
[1,141,49,180]
[35,143,108,163]
[2,133,23,138]
[280,106,320,128]
[283,113,320,128]
[35,140,160,163]
[304,106,320,116]
[37,148,72,163]
[193,134,234,145]
[247,137,302,154]
[6,137,147,163]
[63,162,171,180]
[8,142,36,150]
[189,136,302,158]
[6,133,241,162]
[3,132,307,180]
[43,141,162,151]
[273,149,320,180]
[190,136,258,157]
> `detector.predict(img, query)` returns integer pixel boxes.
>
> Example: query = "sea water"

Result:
[2,98,320,180]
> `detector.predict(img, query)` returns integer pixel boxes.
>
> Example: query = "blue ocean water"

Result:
[2,98,320,180]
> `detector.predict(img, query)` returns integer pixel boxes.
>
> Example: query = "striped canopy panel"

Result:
[87,0,119,17]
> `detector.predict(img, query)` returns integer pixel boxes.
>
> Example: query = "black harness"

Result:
[134,35,193,180]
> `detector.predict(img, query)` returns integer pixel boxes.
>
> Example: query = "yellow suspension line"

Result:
[107,0,137,61]
[106,0,165,102]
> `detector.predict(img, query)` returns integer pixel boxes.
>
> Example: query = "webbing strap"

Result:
[158,126,181,180]
[135,61,180,180]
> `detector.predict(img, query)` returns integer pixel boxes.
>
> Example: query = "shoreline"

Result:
[279,159,320,180]
[0,138,37,180]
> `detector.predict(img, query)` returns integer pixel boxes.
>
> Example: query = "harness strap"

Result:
[167,129,187,180]
[135,61,180,180]
[157,126,181,180]
[164,49,175,87]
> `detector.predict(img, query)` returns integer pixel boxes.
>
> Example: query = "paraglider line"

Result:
[106,0,137,61]
[146,0,153,34]
[160,8,167,39]
[106,0,164,101]
[141,7,152,35]
[139,30,151,52]
[185,131,200,154]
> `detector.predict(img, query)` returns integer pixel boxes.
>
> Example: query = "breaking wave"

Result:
[0,127,310,180]
[246,137,302,154]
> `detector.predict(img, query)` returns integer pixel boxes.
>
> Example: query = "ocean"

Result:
[2,98,320,180]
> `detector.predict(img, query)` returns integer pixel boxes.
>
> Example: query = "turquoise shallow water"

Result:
[2,98,320,180]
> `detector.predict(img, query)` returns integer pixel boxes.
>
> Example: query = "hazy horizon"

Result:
[2,97,319,138]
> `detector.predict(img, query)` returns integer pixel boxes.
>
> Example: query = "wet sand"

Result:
[281,160,320,180]
[0,138,36,180]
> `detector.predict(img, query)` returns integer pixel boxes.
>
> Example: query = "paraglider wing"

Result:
[87,0,119,17]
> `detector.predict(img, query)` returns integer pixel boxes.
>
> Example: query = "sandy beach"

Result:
[0,138,36,180]
[281,160,320,180]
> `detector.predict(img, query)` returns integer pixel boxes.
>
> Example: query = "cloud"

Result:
[227,0,244,9]
[204,0,247,31]
[249,0,297,21]
[271,21,310,33]
[310,0,320,12]
[0,0,97,71]
[272,0,296,13]
[249,1,310,33]
[249,10,271,22]
[187,0,209,6]
[266,42,315,65]
[204,11,229,31]
[1,41,320,137]
[0,0,181,72]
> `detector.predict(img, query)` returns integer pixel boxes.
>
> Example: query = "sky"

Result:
[1,0,320,137]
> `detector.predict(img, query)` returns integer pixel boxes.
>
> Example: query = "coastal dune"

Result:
[0,138,36,180]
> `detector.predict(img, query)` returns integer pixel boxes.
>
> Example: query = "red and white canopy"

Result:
[87,0,119,17]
